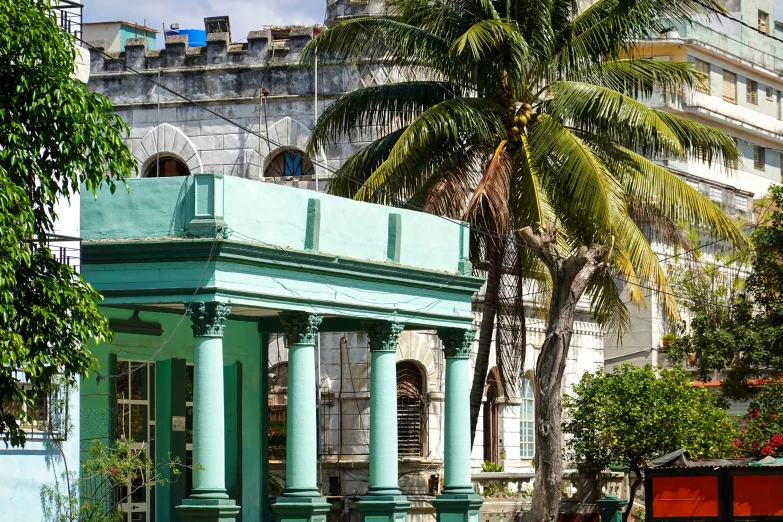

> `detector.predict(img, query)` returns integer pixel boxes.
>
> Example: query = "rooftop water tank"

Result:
[166,27,207,47]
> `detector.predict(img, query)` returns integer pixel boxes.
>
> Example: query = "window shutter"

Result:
[759,10,769,33]
[723,70,737,103]
[747,79,758,105]
[767,86,774,101]
[754,145,766,171]
[397,361,425,457]
[695,59,710,94]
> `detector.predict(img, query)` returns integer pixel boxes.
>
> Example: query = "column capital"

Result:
[279,312,323,345]
[186,301,231,337]
[364,321,404,352]
[437,328,476,359]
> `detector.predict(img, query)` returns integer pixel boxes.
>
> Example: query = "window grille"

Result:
[708,186,722,202]
[747,79,758,105]
[264,150,315,178]
[754,145,766,171]
[759,10,769,33]
[397,361,425,457]
[520,375,535,459]
[735,194,748,210]
[723,70,736,103]
[694,59,710,94]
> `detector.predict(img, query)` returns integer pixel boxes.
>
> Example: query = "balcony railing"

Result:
[51,1,83,41]
[649,18,783,76]
[29,234,82,273]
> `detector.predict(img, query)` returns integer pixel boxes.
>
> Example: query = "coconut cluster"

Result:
[508,102,537,141]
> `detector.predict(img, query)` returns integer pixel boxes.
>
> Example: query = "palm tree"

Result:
[301,0,748,519]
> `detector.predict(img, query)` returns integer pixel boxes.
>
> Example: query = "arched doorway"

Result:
[483,374,501,463]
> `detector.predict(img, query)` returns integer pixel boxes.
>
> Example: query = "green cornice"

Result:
[82,239,485,295]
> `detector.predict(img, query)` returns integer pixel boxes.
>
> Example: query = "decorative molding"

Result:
[279,311,322,345]
[364,321,404,352]
[437,328,476,359]
[186,301,231,337]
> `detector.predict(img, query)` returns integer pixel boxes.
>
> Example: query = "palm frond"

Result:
[595,142,748,250]
[465,140,512,235]
[546,81,685,158]
[529,115,616,241]
[300,18,450,69]
[653,110,740,169]
[354,98,505,203]
[567,59,704,99]
[326,128,406,198]
[586,275,630,342]
[306,82,459,154]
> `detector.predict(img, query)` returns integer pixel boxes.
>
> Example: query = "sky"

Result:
[81,0,326,46]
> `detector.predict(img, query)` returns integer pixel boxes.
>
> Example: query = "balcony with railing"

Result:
[50,1,83,41]
[652,18,783,75]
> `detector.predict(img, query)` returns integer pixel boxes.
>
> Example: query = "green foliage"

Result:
[670,185,783,399]
[41,440,192,522]
[0,0,135,446]
[734,379,783,458]
[304,0,748,336]
[481,460,505,472]
[564,364,736,474]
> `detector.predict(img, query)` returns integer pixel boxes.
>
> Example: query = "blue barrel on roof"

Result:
[166,28,207,47]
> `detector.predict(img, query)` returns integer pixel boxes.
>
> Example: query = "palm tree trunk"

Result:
[469,239,502,447]
[518,225,610,522]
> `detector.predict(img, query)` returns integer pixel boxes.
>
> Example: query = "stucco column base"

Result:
[431,493,483,522]
[356,494,410,522]
[271,495,331,522]
[175,498,240,522]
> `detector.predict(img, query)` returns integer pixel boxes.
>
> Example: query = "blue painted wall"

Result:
[0,382,81,522]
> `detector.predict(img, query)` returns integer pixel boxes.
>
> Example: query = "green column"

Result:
[357,321,410,522]
[432,328,482,522]
[177,302,240,522]
[271,312,331,522]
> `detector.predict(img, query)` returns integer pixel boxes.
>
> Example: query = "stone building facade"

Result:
[84,8,606,521]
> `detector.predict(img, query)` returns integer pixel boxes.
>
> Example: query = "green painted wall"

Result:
[119,25,157,51]
[81,175,468,275]
[80,308,263,522]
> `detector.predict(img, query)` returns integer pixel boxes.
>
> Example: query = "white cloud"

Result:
[81,0,324,46]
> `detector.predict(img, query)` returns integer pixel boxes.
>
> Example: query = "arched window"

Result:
[264,149,315,178]
[397,360,425,457]
[143,155,190,178]
[520,374,535,459]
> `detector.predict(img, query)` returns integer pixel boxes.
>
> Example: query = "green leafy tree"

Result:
[302,0,746,517]
[733,379,783,458]
[670,186,783,398]
[0,0,135,446]
[564,364,736,522]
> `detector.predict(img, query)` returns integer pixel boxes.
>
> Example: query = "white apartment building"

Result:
[605,0,783,370]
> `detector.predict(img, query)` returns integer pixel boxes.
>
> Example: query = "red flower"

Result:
[741,425,747,431]
[751,408,760,419]
[761,446,774,457]
[770,434,783,447]
[771,414,779,420]
[732,439,741,448]
[752,443,759,449]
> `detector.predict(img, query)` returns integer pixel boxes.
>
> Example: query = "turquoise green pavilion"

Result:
[79,174,484,522]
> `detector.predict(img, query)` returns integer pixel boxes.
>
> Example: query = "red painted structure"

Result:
[645,466,783,521]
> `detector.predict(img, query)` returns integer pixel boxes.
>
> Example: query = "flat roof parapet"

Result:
[88,25,324,71]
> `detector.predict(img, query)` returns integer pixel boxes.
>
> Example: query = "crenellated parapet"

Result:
[87,25,324,73]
